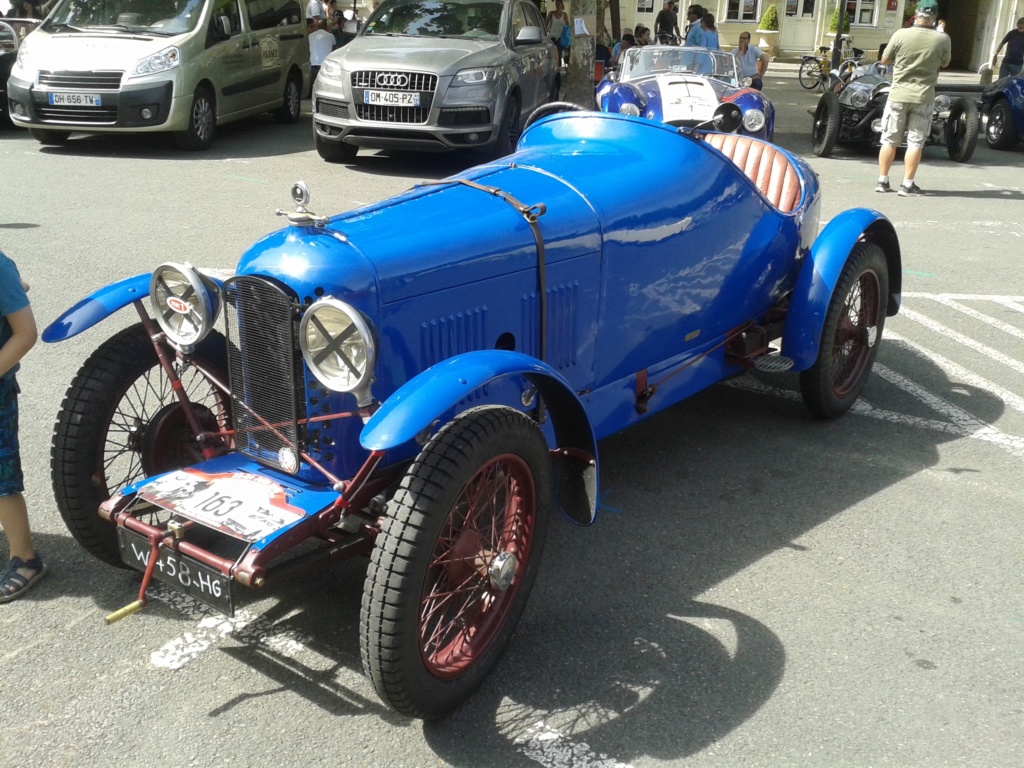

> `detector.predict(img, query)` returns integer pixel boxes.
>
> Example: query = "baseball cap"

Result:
[915,0,939,16]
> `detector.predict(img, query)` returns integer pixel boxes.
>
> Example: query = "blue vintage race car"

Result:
[596,45,774,140]
[44,112,899,719]
[982,75,1024,150]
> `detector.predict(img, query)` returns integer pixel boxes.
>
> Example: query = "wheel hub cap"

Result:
[488,551,518,592]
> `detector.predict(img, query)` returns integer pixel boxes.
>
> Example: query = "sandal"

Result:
[0,555,48,604]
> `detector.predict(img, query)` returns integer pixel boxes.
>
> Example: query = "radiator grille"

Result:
[438,107,490,126]
[36,104,118,123]
[352,70,436,124]
[354,102,431,123]
[38,70,124,89]
[352,71,437,91]
[223,276,304,473]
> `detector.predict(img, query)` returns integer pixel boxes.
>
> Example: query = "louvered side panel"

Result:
[521,282,580,371]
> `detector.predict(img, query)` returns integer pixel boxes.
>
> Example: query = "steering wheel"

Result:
[873,60,888,76]
[524,101,588,129]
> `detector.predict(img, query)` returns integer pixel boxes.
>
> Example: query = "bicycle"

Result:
[799,36,864,91]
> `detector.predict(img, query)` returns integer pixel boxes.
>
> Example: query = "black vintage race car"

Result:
[811,62,979,163]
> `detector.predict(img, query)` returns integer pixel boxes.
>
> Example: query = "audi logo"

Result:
[375,73,410,88]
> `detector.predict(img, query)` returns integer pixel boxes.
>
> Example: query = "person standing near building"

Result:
[683,5,703,47]
[699,12,718,50]
[875,0,950,196]
[992,17,1024,79]
[546,0,570,68]
[308,17,335,85]
[735,31,768,89]
[655,1,680,44]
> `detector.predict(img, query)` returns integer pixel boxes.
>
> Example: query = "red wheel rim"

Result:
[830,268,881,397]
[419,454,536,678]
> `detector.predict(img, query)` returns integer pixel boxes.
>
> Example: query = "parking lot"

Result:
[1,63,1022,767]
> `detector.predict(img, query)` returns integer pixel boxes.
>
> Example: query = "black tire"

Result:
[800,242,889,419]
[798,59,824,90]
[985,99,1019,151]
[492,94,521,158]
[549,73,561,102]
[28,128,71,145]
[274,72,302,124]
[360,406,552,719]
[945,97,978,163]
[314,130,357,163]
[524,100,587,130]
[51,324,230,566]
[174,85,216,150]
[812,90,841,157]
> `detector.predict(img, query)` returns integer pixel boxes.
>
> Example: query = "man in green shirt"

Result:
[875,0,951,196]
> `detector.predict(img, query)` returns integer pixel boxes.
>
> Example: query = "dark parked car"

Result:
[811,62,979,163]
[982,74,1024,150]
[44,112,900,720]
[0,18,40,126]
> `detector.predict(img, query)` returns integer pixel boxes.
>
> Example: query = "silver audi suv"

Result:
[311,0,558,162]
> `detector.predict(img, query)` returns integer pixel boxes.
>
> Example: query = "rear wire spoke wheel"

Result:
[800,242,889,419]
[51,323,230,565]
[361,406,552,719]
[798,59,823,90]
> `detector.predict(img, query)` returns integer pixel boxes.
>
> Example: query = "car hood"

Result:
[18,30,179,72]
[644,75,725,123]
[327,36,508,75]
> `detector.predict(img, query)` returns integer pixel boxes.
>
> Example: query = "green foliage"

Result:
[828,4,851,33]
[758,4,779,31]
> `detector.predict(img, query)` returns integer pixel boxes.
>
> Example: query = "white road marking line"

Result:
[902,293,1024,302]
[919,297,1024,340]
[518,722,633,768]
[897,307,1024,377]
[886,332,1024,415]
[149,585,306,670]
[991,297,1024,315]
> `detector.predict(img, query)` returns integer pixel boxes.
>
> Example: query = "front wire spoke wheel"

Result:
[360,406,552,719]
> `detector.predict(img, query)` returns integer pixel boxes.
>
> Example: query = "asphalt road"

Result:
[1,65,1022,768]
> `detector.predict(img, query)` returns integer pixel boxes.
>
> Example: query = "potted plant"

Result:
[828,4,851,34]
[756,4,780,57]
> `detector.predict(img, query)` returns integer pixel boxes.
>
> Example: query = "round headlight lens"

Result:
[850,89,870,108]
[150,262,220,348]
[300,298,376,401]
[742,108,766,132]
[933,94,950,111]
[619,103,641,116]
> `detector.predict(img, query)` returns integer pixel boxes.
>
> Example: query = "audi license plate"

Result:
[364,90,419,107]
[117,527,233,615]
[48,91,102,107]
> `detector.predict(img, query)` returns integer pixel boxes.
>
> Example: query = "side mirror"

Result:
[343,20,358,34]
[711,103,742,133]
[515,25,544,45]
[215,15,232,37]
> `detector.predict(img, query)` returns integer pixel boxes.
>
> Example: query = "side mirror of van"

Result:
[215,15,232,39]
[343,20,359,34]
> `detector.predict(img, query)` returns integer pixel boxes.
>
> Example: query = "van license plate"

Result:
[48,92,102,107]
[364,90,419,107]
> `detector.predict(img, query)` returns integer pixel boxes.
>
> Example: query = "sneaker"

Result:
[898,182,924,197]
[874,180,891,193]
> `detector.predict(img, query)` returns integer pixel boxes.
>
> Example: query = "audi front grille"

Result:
[223,276,305,474]
[351,70,436,124]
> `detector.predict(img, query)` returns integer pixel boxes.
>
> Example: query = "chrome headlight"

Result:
[320,58,344,80]
[619,103,641,116]
[300,298,376,405]
[132,46,180,77]
[453,67,499,86]
[850,89,870,108]
[742,109,766,132]
[149,262,221,348]
[933,94,950,112]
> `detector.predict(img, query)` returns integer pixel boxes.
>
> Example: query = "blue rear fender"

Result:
[361,350,598,525]
[41,274,152,343]
[784,209,901,371]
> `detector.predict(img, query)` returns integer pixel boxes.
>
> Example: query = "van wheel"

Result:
[174,86,216,150]
[29,128,71,145]
[275,73,302,124]
[314,130,357,163]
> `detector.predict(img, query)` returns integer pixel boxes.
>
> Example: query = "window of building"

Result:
[726,0,760,22]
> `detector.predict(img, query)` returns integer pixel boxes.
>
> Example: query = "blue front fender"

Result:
[361,351,599,525]
[784,208,901,371]
[41,274,151,343]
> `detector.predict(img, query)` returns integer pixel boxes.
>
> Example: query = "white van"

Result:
[8,0,310,149]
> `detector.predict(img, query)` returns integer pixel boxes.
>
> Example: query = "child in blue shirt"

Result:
[0,250,46,602]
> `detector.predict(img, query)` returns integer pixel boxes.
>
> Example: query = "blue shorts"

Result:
[0,376,23,497]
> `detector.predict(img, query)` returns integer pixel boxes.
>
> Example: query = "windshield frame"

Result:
[621,45,741,87]
[361,0,507,41]
[42,0,208,37]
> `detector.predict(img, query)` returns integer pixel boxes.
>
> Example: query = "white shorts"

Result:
[880,100,932,149]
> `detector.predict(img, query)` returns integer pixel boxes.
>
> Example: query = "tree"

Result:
[828,4,851,33]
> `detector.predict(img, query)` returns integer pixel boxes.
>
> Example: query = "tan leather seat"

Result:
[702,133,803,213]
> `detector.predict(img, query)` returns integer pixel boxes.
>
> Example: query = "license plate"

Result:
[137,470,305,543]
[364,90,420,107]
[48,91,102,106]
[117,527,233,616]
